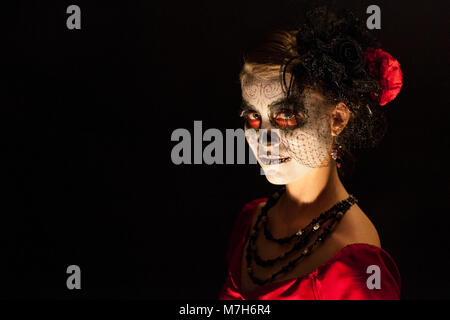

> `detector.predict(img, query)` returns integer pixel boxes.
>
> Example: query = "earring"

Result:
[331,140,343,168]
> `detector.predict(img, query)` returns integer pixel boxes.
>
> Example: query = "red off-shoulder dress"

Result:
[219,198,401,300]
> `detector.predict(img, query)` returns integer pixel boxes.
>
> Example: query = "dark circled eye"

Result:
[245,112,261,129]
[274,111,298,128]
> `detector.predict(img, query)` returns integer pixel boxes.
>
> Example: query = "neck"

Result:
[275,161,349,227]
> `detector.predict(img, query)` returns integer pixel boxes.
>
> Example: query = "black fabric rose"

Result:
[333,37,365,72]
[291,6,381,106]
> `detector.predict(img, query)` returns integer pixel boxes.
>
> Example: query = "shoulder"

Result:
[315,243,402,299]
[330,203,381,248]
[314,204,401,299]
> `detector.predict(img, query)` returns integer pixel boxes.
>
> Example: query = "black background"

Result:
[2,0,449,299]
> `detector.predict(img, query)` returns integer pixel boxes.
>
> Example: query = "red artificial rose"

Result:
[364,47,403,106]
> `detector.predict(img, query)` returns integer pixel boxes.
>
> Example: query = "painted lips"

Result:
[259,156,291,165]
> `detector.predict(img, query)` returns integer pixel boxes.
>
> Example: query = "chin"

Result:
[260,162,313,185]
[264,174,289,185]
[264,172,303,185]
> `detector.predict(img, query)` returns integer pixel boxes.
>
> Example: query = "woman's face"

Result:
[240,72,334,185]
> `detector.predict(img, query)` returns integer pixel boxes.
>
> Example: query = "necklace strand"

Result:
[245,187,357,286]
[262,187,357,245]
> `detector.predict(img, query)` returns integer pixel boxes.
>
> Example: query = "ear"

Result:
[330,102,351,136]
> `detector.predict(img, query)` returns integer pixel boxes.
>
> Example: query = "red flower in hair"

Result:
[364,47,403,106]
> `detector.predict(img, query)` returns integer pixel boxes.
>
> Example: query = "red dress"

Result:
[219,198,401,300]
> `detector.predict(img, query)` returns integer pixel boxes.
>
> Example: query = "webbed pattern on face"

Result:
[242,75,332,168]
[241,73,332,184]
[280,90,333,168]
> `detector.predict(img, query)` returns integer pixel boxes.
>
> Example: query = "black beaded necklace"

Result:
[245,187,358,286]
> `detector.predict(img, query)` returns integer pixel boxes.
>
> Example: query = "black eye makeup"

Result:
[239,97,308,131]
[239,103,261,129]
[269,109,308,130]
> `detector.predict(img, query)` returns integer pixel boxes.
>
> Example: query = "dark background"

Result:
[1,0,449,299]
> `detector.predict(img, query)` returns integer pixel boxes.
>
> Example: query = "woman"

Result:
[219,7,403,300]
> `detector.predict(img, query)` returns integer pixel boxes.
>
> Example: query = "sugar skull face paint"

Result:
[240,72,334,185]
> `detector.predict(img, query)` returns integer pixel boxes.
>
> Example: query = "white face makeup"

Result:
[241,72,334,185]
